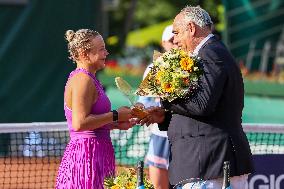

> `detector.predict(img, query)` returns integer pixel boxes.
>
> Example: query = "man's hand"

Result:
[139,106,165,126]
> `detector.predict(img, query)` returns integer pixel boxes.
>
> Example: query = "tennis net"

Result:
[0,122,68,189]
[0,122,283,189]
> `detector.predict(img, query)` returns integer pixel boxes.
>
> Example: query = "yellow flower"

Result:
[179,50,187,58]
[180,57,194,71]
[126,182,134,189]
[162,83,174,93]
[156,70,164,84]
[111,185,120,189]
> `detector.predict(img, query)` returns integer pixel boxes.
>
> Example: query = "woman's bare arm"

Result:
[71,73,131,131]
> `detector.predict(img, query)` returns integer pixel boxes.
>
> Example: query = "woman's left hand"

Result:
[115,119,138,130]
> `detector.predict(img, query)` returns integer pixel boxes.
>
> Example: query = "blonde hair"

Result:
[65,29,100,62]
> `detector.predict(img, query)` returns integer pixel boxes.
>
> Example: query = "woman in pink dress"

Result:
[55,29,135,189]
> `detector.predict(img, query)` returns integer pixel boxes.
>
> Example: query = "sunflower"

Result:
[162,83,175,93]
[180,57,194,71]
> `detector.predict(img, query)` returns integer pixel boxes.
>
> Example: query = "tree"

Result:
[108,0,222,52]
[120,0,138,49]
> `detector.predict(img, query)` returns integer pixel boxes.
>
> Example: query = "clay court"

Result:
[0,157,143,189]
[0,157,61,189]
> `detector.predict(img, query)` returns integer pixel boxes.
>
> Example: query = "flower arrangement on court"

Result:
[104,168,154,189]
[136,48,203,102]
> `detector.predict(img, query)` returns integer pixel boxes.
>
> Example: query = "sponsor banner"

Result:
[248,155,284,189]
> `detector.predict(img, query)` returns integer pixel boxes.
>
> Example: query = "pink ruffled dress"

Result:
[55,68,115,189]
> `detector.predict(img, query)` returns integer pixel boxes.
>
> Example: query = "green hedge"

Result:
[244,80,284,98]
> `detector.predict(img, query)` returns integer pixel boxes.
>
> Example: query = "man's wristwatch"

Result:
[111,110,118,122]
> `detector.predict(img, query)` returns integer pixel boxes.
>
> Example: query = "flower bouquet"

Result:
[136,49,203,102]
[104,168,154,189]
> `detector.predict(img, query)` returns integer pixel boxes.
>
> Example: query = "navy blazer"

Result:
[158,36,254,185]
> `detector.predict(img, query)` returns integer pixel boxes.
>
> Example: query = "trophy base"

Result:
[131,107,148,119]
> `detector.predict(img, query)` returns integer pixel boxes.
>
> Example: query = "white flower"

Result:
[180,70,190,77]
[114,177,118,184]
[174,67,182,73]
[193,67,199,71]
[163,51,171,57]
[167,53,179,59]
[161,60,170,69]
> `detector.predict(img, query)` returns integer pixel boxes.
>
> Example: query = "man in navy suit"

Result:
[140,5,254,189]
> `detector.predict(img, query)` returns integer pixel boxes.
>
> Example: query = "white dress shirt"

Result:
[193,33,214,55]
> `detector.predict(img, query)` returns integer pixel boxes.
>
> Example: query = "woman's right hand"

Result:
[117,106,132,122]
[131,102,148,119]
